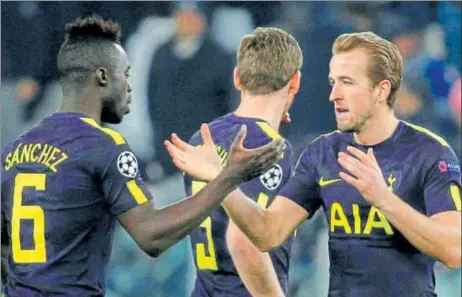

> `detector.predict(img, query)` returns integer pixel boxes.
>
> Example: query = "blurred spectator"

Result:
[209,5,254,54]
[449,77,461,129]
[1,2,82,121]
[394,84,440,134]
[204,1,282,27]
[438,2,462,70]
[146,1,234,180]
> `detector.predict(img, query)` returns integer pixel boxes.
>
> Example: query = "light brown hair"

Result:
[237,27,303,95]
[332,31,403,107]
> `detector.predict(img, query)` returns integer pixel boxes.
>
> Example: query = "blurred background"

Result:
[1,1,461,296]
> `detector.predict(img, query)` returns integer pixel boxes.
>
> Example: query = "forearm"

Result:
[144,171,240,256]
[379,192,461,268]
[229,240,285,297]
[222,189,276,251]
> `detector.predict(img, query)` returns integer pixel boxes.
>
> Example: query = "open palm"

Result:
[165,123,285,183]
[164,124,222,181]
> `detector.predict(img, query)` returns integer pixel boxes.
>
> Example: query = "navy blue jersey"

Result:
[279,121,462,297]
[1,112,153,297]
[184,113,294,297]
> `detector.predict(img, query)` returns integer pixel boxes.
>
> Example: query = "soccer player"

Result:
[167,27,302,297]
[166,31,462,297]
[0,16,284,297]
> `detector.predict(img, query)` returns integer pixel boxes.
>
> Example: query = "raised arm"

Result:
[222,191,307,252]
[118,125,284,257]
[164,124,317,252]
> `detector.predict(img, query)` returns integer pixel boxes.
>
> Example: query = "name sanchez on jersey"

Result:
[4,143,68,172]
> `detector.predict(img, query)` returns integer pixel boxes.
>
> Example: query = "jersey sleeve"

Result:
[95,140,154,216]
[278,145,322,217]
[422,145,461,216]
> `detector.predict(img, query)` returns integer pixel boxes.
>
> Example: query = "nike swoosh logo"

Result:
[319,176,341,187]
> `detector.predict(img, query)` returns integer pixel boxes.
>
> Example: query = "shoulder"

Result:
[247,121,283,147]
[78,117,128,149]
[303,130,345,155]
[189,116,292,153]
[402,121,457,159]
[78,118,140,177]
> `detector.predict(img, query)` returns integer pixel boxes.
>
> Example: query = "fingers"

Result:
[338,152,365,179]
[254,137,284,155]
[164,140,188,172]
[346,146,372,166]
[246,151,279,180]
[200,123,215,147]
[247,140,285,179]
[230,125,247,151]
[367,148,380,168]
[164,140,186,163]
[171,133,191,151]
[339,171,360,188]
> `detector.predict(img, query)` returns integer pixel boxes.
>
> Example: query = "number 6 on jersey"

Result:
[12,173,47,263]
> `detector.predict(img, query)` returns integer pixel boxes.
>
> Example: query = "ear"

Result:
[233,67,242,91]
[96,68,108,87]
[375,80,392,104]
[288,70,301,96]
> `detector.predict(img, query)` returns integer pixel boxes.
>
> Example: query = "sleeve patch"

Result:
[260,164,283,190]
[117,151,139,178]
[438,160,460,173]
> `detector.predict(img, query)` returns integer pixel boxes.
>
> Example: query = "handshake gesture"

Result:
[164,123,285,183]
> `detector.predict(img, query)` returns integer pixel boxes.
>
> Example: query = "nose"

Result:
[127,81,132,93]
[329,84,341,102]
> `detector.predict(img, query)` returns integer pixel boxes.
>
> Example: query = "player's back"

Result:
[2,112,127,297]
[184,113,294,297]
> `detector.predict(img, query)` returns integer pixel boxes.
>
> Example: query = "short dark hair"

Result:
[57,15,122,85]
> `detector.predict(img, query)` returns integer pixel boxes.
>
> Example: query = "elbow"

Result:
[255,235,281,252]
[227,228,273,254]
[256,241,276,253]
[139,241,167,259]
[143,247,163,258]
[441,248,462,270]
[442,259,461,270]
[233,233,275,252]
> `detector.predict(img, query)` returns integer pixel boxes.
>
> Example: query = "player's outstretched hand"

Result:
[226,124,285,183]
[164,123,222,181]
[165,123,285,183]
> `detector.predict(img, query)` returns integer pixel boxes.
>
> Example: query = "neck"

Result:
[234,91,287,131]
[59,86,102,124]
[353,108,399,146]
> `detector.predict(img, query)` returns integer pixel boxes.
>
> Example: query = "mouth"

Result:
[335,107,349,119]
[125,97,132,114]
